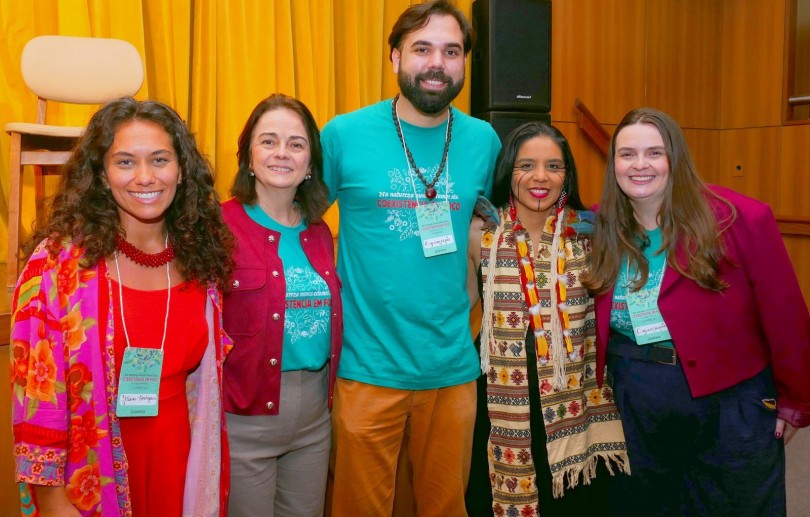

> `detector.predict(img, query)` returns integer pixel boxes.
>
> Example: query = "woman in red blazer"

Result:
[221,94,342,517]
[586,107,810,516]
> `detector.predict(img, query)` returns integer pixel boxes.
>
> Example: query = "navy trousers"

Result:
[607,337,786,517]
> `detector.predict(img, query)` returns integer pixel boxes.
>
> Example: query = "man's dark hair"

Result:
[388,0,473,59]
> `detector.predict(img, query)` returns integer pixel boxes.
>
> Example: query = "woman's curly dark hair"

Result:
[25,97,234,289]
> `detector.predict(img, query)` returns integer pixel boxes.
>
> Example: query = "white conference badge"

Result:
[625,263,672,345]
[416,200,457,257]
[117,347,163,417]
[113,244,169,418]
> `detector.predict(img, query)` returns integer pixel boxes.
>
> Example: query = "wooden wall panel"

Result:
[778,124,810,217]
[682,129,722,184]
[555,121,610,206]
[550,0,647,125]
[793,0,810,119]
[784,236,810,307]
[720,0,786,128]
[716,127,781,206]
[646,0,723,128]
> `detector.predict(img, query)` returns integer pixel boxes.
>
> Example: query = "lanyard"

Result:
[394,100,452,204]
[113,234,172,351]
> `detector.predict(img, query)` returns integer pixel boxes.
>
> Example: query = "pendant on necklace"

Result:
[425,187,437,199]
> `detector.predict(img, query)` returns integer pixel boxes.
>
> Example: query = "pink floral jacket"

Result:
[10,239,232,516]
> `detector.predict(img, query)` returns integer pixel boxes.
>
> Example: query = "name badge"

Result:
[117,347,163,417]
[626,284,672,345]
[415,201,457,257]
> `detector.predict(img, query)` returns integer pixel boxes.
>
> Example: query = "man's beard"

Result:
[398,69,464,115]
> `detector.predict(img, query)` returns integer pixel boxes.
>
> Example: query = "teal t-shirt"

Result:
[609,227,674,348]
[322,100,501,389]
[244,203,332,371]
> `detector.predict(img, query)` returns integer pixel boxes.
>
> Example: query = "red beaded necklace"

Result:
[115,235,175,267]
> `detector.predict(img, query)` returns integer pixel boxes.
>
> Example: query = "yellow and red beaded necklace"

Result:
[508,195,575,364]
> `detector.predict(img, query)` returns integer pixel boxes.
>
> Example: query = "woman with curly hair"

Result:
[221,93,342,517]
[465,122,628,517]
[9,97,234,516]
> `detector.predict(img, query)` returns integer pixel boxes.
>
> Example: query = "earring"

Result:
[248,169,255,177]
[305,174,312,181]
[556,188,567,209]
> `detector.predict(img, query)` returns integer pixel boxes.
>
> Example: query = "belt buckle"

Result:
[654,346,677,366]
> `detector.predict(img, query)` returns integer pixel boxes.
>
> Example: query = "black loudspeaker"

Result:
[478,111,552,143]
[471,0,552,113]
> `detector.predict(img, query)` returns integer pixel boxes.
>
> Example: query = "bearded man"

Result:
[321,1,501,516]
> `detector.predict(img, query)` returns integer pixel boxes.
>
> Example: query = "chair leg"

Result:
[34,165,46,229]
[7,132,22,297]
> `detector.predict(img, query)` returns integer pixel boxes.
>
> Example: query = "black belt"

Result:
[607,334,678,366]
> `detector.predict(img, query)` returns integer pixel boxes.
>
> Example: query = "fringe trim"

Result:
[480,220,504,374]
[550,451,632,499]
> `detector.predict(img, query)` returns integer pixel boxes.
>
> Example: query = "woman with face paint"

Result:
[465,122,629,517]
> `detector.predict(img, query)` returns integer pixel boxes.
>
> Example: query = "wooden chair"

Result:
[5,35,144,294]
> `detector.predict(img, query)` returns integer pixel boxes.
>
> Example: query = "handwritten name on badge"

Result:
[635,322,668,336]
[424,235,454,249]
[119,393,158,406]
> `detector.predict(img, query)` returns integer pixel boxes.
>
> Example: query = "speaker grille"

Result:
[471,0,552,113]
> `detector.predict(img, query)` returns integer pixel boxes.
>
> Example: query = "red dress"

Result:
[111,280,208,516]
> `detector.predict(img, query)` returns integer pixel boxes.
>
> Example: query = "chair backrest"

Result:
[21,35,144,106]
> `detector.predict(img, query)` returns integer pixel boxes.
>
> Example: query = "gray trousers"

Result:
[226,366,331,517]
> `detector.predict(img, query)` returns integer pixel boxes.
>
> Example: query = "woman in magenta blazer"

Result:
[586,107,810,516]
[221,94,342,517]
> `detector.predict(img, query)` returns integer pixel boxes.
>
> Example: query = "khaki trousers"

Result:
[227,367,331,517]
[330,378,476,517]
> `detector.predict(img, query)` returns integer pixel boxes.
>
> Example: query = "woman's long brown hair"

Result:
[584,108,735,295]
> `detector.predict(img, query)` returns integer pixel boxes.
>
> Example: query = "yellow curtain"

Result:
[0,0,473,264]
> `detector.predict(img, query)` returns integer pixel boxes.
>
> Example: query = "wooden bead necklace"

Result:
[391,94,453,200]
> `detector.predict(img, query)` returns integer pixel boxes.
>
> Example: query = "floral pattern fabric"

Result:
[10,239,231,517]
